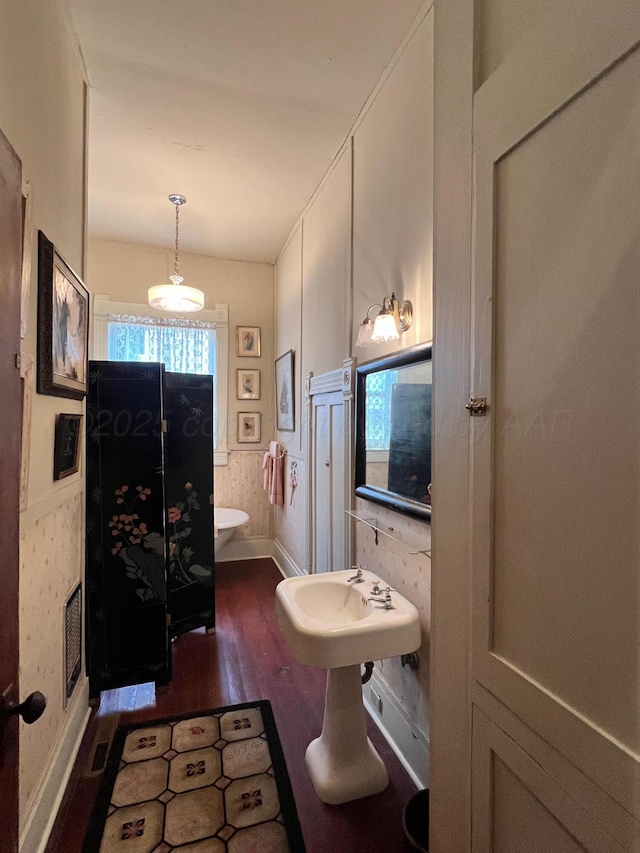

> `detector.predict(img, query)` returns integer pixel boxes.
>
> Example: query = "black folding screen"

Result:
[86,362,215,697]
[164,372,215,638]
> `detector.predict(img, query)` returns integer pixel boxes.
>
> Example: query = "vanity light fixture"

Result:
[355,292,413,347]
[147,194,205,313]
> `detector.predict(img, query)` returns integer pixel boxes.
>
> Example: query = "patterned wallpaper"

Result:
[354,498,431,735]
[19,492,85,821]
[214,451,271,539]
[365,461,388,491]
[273,453,307,572]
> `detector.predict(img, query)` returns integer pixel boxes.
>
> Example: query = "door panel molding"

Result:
[472,706,625,853]
[473,683,640,848]
[474,0,640,160]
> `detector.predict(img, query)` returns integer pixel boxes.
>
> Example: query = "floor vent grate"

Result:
[85,715,120,778]
[64,583,82,703]
[90,741,110,773]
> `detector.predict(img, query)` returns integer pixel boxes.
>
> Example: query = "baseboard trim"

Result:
[272,540,305,578]
[216,536,273,562]
[363,670,429,791]
[20,677,91,853]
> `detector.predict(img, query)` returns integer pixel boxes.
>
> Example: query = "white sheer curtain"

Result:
[107,316,215,376]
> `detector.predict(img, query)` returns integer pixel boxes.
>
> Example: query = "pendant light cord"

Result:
[174,203,180,277]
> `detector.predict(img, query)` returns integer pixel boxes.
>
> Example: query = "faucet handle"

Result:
[371,581,395,595]
[368,589,395,610]
[348,565,366,583]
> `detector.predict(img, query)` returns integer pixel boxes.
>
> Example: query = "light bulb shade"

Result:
[355,319,375,348]
[148,282,205,313]
[371,311,399,342]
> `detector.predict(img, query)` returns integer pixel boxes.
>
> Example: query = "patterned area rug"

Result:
[83,700,306,853]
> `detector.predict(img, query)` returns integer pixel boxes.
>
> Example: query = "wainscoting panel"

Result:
[354,498,431,767]
[273,451,307,574]
[19,492,85,825]
[214,450,272,540]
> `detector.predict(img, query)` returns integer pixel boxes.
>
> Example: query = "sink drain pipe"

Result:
[361,661,374,684]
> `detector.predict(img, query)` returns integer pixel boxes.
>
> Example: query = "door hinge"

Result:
[15,353,21,370]
[161,419,168,433]
[465,396,487,417]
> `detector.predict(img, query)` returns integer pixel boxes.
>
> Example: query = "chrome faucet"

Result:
[348,564,366,583]
[368,587,395,610]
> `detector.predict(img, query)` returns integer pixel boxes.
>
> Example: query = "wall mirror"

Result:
[355,342,432,521]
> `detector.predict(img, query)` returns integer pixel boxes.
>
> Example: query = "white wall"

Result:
[0,0,90,845]
[273,226,307,569]
[274,6,433,786]
[88,239,275,451]
[352,14,433,352]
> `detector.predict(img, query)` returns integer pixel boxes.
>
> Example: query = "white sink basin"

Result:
[275,568,420,669]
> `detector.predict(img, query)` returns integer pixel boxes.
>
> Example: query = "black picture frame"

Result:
[53,413,82,480]
[37,230,89,399]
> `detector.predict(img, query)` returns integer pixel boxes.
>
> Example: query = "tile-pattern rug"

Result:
[83,700,306,853]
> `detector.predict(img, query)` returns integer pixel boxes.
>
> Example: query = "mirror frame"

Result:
[354,341,432,522]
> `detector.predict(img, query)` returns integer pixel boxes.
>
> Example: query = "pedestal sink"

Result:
[275,568,420,804]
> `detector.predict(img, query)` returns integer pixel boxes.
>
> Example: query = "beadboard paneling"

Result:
[214,450,271,539]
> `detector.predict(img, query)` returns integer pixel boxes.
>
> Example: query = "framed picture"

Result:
[237,412,261,443]
[37,231,89,399]
[237,326,261,357]
[275,350,295,431]
[237,368,261,400]
[53,413,82,479]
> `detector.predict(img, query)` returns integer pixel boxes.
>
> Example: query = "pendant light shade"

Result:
[148,194,204,312]
[148,277,205,312]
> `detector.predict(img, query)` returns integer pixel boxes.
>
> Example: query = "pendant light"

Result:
[148,194,205,312]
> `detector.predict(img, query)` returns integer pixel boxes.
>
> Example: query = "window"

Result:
[92,296,229,463]
[107,316,215,376]
[365,370,397,451]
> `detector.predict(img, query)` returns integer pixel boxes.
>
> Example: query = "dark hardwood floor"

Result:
[46,559,419,852]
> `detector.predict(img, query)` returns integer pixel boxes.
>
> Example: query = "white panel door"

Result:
[312,391,347,573]
[469,3,640,849]
[313,393,330,573]
[329,392,346,571]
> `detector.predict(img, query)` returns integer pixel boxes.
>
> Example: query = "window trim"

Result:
[91,294,229,465]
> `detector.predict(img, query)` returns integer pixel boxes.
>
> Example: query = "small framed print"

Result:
[237,368,260,400]
[237,412,261,443]
[237,326,261,357]
[53,413,82,479]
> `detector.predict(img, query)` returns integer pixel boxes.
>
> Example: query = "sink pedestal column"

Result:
[305,664,388,804]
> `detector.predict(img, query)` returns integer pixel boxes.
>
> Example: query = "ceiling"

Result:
[68,0,425,263]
